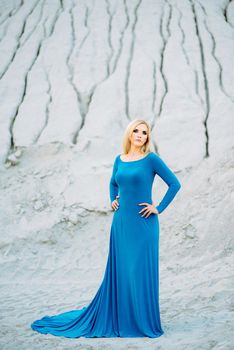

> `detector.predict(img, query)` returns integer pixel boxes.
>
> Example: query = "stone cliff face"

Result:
[0,0,233,170]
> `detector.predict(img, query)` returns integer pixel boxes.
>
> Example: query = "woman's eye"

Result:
[133,129,147,135]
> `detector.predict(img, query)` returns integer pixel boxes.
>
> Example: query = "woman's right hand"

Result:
[111,195,120,211]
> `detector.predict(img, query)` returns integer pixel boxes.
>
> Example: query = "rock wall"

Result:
[0,0,234,170]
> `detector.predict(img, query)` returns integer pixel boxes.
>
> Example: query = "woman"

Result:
[31,119,181,338]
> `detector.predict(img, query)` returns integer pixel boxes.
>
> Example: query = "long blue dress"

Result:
[31,151,181,338]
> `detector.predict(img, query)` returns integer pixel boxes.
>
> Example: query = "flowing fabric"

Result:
[31,152,181,338]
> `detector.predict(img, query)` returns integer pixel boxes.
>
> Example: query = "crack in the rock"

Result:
[66,1,116,145]
[77,5,91,54]
[152,61,157,118]
[65,1,95,144]
[43,69,52,139]
[66,0,81,144]
[175,4,190,65]
[34,2,64,144]
[175,3,204,106]
[111,0,130,74]
[190,0,209,158]
[124,0,142,120]
[194,68,202,102]
[157,0,172,117]
[21,0,45,46]
[0,0,39,80]
[198,1,234,104]
[105,0,115,76]
[67,1,96,144]
[0,0,23,29]
[70,0,131,143]
[34,68,52,144]
[149,62,160,155]
[10,42,43,149]
[10,2,62,149]
[73,0,131,142]
[165,0,172,37]
[60,0,64,12]
[223,0,234,27]
[71,1,129,143]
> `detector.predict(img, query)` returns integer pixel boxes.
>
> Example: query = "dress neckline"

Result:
[119,152,152,163]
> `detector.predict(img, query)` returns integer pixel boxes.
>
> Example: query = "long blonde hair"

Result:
[122,119,152,155]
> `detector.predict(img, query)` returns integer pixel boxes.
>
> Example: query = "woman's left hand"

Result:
[138,202,159,218]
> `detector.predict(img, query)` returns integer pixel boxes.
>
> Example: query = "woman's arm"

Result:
[109,155,119,206]
[151,153,181,214]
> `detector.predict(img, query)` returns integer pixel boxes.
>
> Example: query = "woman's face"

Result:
[129,123,148,148]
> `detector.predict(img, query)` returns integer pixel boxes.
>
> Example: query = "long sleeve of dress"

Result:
[109,155,119,205]
[152,153,181,214]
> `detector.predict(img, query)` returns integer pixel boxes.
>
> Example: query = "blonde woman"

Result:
[31,119,181,338]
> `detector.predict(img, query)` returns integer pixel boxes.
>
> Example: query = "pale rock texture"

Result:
[0,0,234,168]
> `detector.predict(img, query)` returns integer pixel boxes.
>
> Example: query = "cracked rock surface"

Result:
[0,0,234,169]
